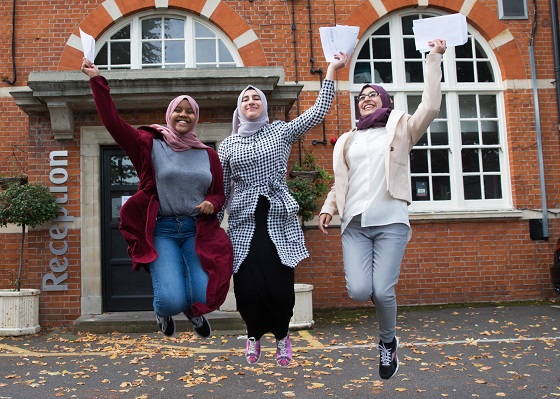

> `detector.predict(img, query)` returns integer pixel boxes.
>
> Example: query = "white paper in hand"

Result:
[319,25,360,62]
[412,13,468,53]
[79,29,96,62]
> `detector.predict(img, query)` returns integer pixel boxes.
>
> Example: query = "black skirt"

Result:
[233,196,295,340]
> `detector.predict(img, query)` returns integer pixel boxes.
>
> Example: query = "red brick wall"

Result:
[1,0,559,326]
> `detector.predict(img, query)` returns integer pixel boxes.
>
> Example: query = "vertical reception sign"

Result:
[42,150,72,291]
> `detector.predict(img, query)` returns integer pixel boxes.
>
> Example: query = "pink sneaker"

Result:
[245,337,261,364]
[276,334,292,368]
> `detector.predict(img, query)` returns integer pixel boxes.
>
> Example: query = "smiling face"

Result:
[169,99,196,134]
[357,87,383,117]
[240,89,264,120]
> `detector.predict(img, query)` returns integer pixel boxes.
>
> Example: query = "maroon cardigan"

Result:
[90,75,233,317]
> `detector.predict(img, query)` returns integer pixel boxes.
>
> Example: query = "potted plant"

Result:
[288,152,332,223]
[0,181,60,335]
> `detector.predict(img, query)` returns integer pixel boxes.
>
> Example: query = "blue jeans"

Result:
[150,216,209,317]
[342,216,411,343]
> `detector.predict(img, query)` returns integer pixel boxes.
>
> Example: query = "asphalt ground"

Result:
[0,299,558,399]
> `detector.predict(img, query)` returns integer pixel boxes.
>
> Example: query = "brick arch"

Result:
[58,0,267,71]
[341,0,525,81]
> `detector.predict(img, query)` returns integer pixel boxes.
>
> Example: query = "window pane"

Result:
[410,149,428,173]
[459,95,477,118]
[219,41,234,62]
[477,61,494,82]
[372,38,391,59]
[463,175,482,199]
[481,121,499,144]
[484,175,502,199]
[455,38,473,58]
[95,44,108,65]
[142,42,162,64]
[407,95,421,113]
[461,122,479,145]
[480,95,497,117]
[412,177,430,201]
[357,43,371,59]
[432,176,451,201]
[142,18,162,39]
[354,62,372,83]
[438,94,448,118]
[165,41,185,63]
[110,156,139,185]
[375,62,392,83]
[195,23,214,37]
[457,61,475,82]
[196,39,216,63]
[482,149,500,172]
[430,122,449,145]
[374,22,389,35]
[165,18,184,38]
[112,25,130,40]
[111,42,131,65]
[431,149,449,173]
[406,61,424,82]
[401,15,415,35]
[461,149,480,172]
[403,38,421,58]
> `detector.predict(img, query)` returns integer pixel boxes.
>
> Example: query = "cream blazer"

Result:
[320,53,443,220]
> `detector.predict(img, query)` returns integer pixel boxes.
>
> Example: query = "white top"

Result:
[342,127,409,232]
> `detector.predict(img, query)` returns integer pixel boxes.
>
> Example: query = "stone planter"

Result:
[290,283,314,330]
[0,289,41,336]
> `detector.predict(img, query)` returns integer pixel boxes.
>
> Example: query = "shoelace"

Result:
[247,338,258,354]
[190,316,203,328]
[378,344,393,366]
[277,338,288,357]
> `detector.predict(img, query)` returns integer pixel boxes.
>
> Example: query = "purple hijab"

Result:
[356,84,393,130]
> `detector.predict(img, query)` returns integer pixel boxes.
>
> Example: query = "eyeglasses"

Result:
[357,91,380,102]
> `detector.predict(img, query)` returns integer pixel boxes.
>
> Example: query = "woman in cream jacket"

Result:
[318,39,446,380]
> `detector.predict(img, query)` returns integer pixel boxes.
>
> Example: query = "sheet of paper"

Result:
[79,29,96,62]
[412,13,468,53]
[319,25,360,62]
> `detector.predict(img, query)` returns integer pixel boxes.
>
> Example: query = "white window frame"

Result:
[349,9,512,213]
[94,10,242,69]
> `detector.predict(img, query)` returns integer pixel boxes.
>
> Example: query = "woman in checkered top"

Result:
[218,52,347,367]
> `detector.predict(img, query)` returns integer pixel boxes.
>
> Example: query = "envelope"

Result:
[319,25,360,62]
[412,13,468,53]
[79,29,96,62]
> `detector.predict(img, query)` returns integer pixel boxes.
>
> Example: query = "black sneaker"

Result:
[156,314,175,337]
[187,314,211,338]
[378,336,399,379]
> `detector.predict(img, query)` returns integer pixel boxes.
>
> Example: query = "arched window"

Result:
[94,11,241,69]
[351,10,510,212]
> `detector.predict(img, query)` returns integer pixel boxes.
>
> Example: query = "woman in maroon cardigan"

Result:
[81,58,233,338]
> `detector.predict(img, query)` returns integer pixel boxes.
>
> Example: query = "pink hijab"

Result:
[151,95,208,151]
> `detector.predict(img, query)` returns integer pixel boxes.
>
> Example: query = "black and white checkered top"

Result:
[218,79,335,273]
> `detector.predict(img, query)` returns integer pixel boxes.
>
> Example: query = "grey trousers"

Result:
[341,215,411,343]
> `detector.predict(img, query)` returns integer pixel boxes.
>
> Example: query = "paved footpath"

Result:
[0,300,558,399]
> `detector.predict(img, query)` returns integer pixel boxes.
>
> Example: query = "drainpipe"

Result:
[292,0,304,165]
[3,0,17,85]
[529,0,548,239]
[307,0,327,145]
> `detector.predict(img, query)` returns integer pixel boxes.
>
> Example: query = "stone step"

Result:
[73,310,246,336]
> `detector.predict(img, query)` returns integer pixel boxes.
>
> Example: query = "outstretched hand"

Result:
[325,52,348,80]
[81,57,100,79]
[428,39,446,55]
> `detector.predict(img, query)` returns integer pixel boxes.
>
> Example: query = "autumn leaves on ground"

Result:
[0,301,558,399]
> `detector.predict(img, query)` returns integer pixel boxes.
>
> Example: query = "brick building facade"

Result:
[0,0,558,327]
